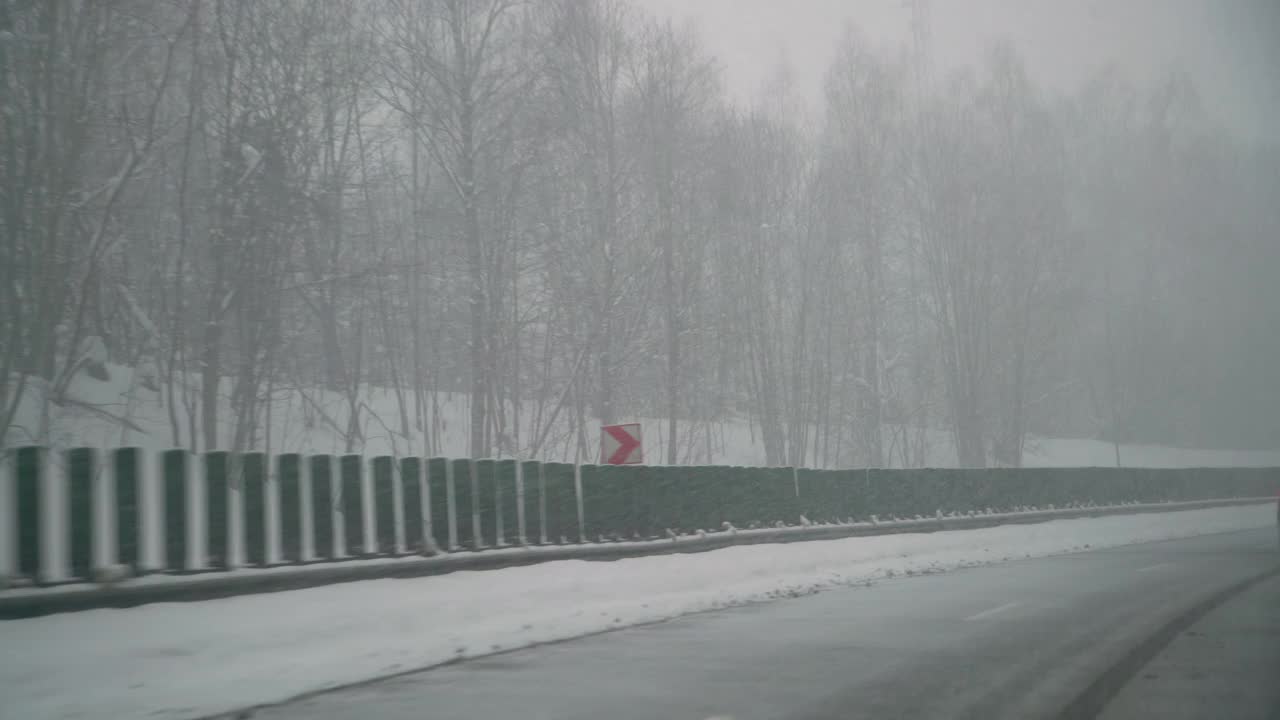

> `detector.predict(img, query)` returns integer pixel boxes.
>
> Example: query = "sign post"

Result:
[600,423,643,465]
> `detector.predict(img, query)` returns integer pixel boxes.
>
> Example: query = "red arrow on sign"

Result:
[601,424,642,465]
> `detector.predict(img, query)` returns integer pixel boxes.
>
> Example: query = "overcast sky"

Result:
[634,0,1280,143]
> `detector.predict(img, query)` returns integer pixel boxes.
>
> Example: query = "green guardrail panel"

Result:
[426,458,451,550]
[371,456,398,553]
[205,452,229,568]
[309,455,335,560]
[339,455,365,556]
[583,463,649,540]
[277,454,302,562]
[399,457,425,552]
[16,447,44,579]
[495,459,519,545]
[520,460,545,543]
[541,462,578,543]
[66,448,94,579]
[450,459,477,549]
[161,450,189,571]
[474,459,498,548]
[241,453,267,566]
[112,448,141,570]
[645,465,683,533]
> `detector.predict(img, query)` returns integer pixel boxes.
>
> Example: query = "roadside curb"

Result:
[0,497,1271,620]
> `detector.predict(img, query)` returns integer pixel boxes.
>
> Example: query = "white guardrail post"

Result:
[0,450,15,582]
[185,451,207,571]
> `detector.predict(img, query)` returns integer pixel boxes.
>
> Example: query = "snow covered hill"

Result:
[7,363,1280,468]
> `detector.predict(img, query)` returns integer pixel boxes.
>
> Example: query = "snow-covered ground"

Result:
[0,503,1272,720]
[9,362,1280,468]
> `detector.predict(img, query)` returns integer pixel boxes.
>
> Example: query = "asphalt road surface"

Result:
[246,528,1279,720]
[1100,570,1280,720]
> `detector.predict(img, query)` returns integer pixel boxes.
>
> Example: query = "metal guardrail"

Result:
[0,495,1271,619]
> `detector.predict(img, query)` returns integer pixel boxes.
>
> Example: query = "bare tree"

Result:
[629,18,717,464]
[378,0,531,458]
[1,0,188,446]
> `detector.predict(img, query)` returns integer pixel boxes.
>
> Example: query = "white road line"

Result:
[964,601,1021,621]
[1135,563,1173,573]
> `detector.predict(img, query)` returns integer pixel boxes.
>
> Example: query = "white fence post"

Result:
[420,458,434,552]
[515,460,527,546]
[186,452,207,571]
[0,450,15,581]
[445,460,459,551]
[391,459,406,555]
[494,461,505,547]
[226,454,244,569]
[574,463,585,544]
[538,462,548,545]
[329,457,345,559]
[361,458,377,555]
[90,449,117,572]
[469,459,481,550]
[299,456,315,562]
[40,448,69,583]
[265,456,282,565]
[137,449,162,572]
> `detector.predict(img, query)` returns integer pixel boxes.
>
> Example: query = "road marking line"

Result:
[1136,563,1173,573]
[964,601,1020,621]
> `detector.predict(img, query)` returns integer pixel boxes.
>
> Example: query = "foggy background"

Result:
[638,0,1280,142]
[2,0,1278,466]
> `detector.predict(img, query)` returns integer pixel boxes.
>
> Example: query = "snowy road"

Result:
[247,528,1279,720]
[2,505,1275,720]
